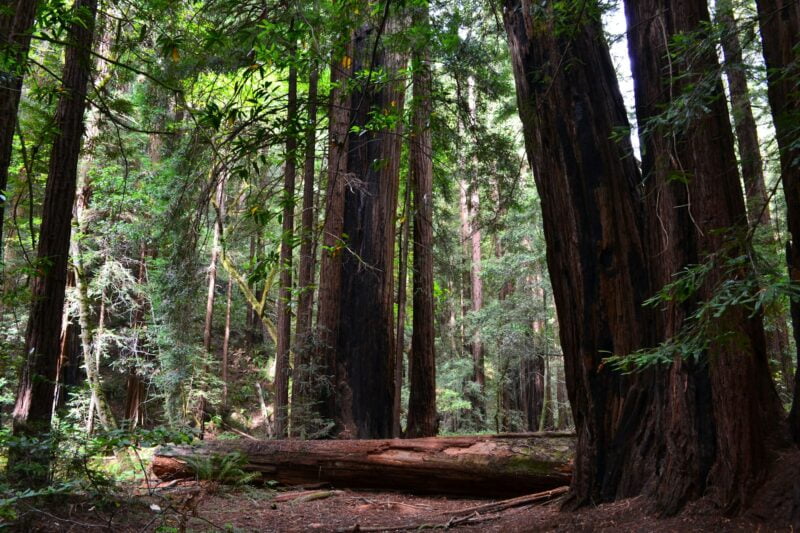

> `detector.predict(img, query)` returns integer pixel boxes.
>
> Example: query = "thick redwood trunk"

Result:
[754,0,800,443]
[624,0,783,510]
[0,0,39,251]
[406,4,437,438]
[316,20,405,438]
[9,0,97,484]
[152,433,574,497]
[504,0,654,507]
[275,59,298,439]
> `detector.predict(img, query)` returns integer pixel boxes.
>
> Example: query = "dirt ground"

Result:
[16,481,790,532]
[14,448,800,532]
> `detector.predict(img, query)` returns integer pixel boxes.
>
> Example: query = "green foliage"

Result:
[182,452,257,485]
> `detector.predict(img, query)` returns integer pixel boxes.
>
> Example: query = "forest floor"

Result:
[15,445,800,531]
[19,479,788,532]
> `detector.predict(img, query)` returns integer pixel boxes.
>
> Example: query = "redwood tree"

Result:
[316,16,405,438]
[754,0,800,442]
[624,0,783,509]
[9,0,98,483]
[406,0,437,438]
[503,0,655,507]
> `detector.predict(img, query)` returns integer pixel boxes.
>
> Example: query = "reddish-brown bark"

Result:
[9,0,98,484]
[754,0,800,444]
[504,0,654,507]
[152,433,574,497]
[316,18,406,438]
[406,2,438,438]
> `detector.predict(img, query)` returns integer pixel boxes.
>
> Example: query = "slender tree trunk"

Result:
[624,0,783,510]
[466,79,485,416]
[406,5,438,437]
[246,236,257,352]
[124,246,149,428]
[203,176,225,353]
[504,0,655,508]
[392,179,411,437]
[753,0,800,443]
[0,0,39,254]
[275,57,298,439]
[291,62,319,437]
[221,276,232,408]
[716,0,793,395]
[8,0,98,485]
[315,41,353,429]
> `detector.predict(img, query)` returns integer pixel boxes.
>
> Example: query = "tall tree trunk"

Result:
[753,0,800,442]
[199,172,225,437]
[315,41,353,430]
[504,0,655,508]
[316,18,406,438]
[0,0,39,255]
[9,0,98,485]
[466,79,485,417]
[392,178,411,437]
[716,0,793,395]
[291,62,319,437]
[406,4,438,438]
[624,0,783,510]
[275,57,298,439]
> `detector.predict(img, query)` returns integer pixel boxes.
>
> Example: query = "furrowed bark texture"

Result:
[316,17,405,438]
[314,41,352,428]
[624,0,783,511]
[503,0,655,508]
[336,23,404,438]
[9,0,98,483]
[0,0,39,251]
[152,433,574,497]
[716,0,792,394]
[753,0,800,443]
[406,3,438,438]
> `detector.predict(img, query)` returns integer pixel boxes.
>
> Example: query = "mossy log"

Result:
[152,433,574,497]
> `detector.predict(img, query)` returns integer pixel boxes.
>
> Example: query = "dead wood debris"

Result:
[334,485,569,532]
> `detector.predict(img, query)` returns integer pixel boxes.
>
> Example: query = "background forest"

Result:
[1,0,799,527]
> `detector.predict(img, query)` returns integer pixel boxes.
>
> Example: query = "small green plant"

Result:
[182,452,257,485]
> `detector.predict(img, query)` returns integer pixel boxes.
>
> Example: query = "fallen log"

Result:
[152,433,574,497]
